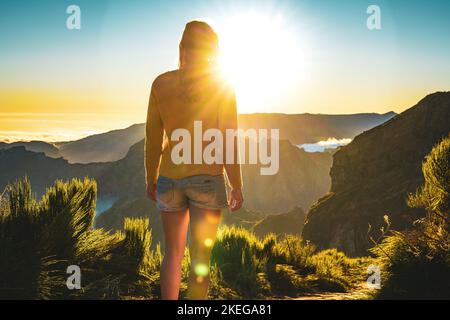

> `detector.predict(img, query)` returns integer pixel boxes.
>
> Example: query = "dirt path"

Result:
[293,283,376,300]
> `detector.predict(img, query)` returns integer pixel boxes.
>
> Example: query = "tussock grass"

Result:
[209,226,368,299]
[0,177,156,299]
[0,177,368,300]
[371,136,450,299]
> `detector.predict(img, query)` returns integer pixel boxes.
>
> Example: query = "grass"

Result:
[2,136,448,300]
[0,177,370,300]
[208,226,370,299]
[370,136,450,299]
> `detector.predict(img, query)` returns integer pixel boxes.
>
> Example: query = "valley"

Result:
[0,93,448,300]
[0,101,447,256]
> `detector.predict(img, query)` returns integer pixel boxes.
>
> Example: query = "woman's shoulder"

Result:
[151,69,180,90]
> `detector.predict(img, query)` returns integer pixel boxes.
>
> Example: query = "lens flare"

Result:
[204,238,214,247]
[205,213,221,224]
[194,263,209,277]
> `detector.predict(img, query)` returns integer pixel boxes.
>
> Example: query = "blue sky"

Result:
[0,0,449,140]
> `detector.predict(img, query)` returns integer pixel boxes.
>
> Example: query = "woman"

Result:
[145,21,244,300]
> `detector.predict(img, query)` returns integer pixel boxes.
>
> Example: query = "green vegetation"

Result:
[0,177,368,299]
[0,177,157,299]
[371,135,450,299]
[208,230,370,299]
[5,136,448,301]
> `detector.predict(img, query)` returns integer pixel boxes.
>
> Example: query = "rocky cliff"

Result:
[302,92,450,257]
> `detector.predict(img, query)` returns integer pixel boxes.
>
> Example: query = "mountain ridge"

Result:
[1,112,396,164]
[0,136,332,216]
[302,91,450,257]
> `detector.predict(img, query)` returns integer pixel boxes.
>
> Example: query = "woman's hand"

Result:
[147,184,157,202]
[228,188,243,212]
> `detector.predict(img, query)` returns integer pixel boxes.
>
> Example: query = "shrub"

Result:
[272,235,316,274]
[211,226,265,298]
[371,230,450,299]
[0,177,368,299]
[372,136,450,299]
[308,249,367,292]
[210,225,365,298]
[0,177,156,299]
[266,264,308,296]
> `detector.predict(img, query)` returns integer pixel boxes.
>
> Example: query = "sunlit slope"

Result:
[303,92,450,256]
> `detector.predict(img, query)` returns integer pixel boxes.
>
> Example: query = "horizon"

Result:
[0,108,401,144]
[1,0,450,142]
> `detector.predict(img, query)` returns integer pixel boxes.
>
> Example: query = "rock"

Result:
[302,92,450,257]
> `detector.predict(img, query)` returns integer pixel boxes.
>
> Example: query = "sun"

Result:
[216,12,304,113]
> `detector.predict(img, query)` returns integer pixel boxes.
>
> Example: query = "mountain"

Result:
[241,139,332,213]
[95,140,147,200]
[0,112,394,165]
[0,147,109,197]
[238,112,396,145]
[0,146,135,214]
[97,137,332,214]
[302,92,450,257]
[19,112,391,164]
[0,124,145,163]
[0,137,331,217]
[56,123,145,164]
[252,207,306,238]
[94,138,327,245]
[0,141,60,158]
[0,110,397,243]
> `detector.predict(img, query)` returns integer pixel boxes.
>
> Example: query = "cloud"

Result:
[299,138,352,153]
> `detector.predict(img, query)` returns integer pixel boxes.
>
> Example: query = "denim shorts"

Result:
[156,174,229,212]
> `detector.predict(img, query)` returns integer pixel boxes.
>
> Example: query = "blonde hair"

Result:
[179,21,219,69]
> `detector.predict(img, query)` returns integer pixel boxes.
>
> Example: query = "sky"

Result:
[1,0,449,142]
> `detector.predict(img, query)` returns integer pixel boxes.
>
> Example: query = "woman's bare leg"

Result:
[187,206,222,300]
[160,209,189,300]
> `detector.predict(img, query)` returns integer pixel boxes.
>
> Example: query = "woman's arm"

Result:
[220,86,243,191]
[144,82,164,195]
[219,86,244,211]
